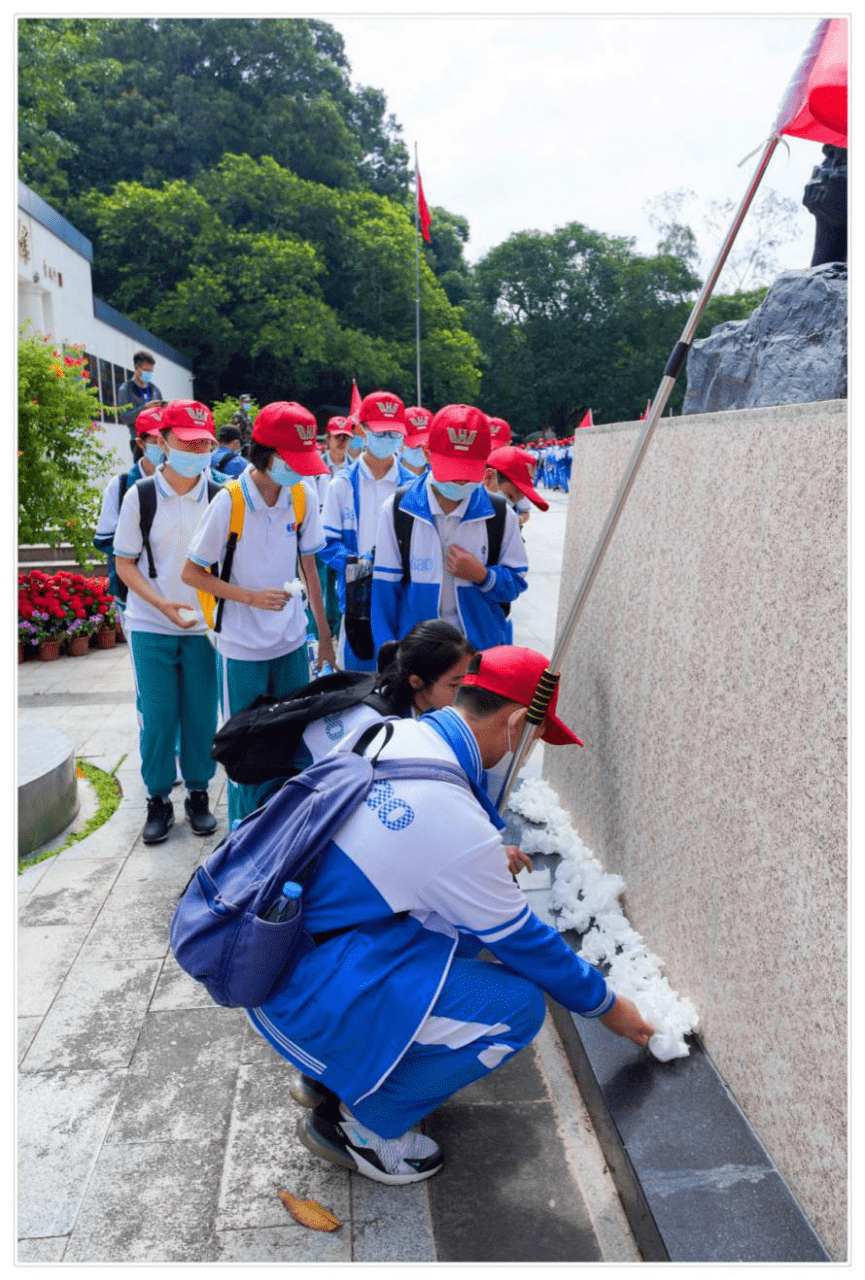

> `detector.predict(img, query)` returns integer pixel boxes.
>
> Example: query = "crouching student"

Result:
[114,400,221,844]
[182,401,335,829]
[246,645,654,1185]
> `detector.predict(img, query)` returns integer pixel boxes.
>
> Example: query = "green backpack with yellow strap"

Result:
[197,478,306,632]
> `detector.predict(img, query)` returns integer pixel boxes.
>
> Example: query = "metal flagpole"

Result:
[496,133,782,813]
[414,142,422,404]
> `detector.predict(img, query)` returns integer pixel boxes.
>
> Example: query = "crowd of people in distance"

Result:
[96,356,653,1188]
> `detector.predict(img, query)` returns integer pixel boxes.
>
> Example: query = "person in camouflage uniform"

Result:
[231,394,254,444]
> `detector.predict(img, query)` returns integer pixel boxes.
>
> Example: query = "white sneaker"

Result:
[297,1102,443,1184]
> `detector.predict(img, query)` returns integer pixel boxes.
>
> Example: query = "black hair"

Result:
[248,441,276,471]
[218,425,242,444]
[133,350,155,367]
[453,651,519,718]
[375,620,475,715]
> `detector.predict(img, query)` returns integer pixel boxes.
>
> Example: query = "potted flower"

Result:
[65,616,95,657]
[28,609,63,661]
[18,617,39,662]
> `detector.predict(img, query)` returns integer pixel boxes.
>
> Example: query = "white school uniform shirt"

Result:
[426,477,472,631]
[186,469,325,662]
[314,451,347,509]
[113,467,212,636]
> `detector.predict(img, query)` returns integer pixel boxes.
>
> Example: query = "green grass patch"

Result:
[18,754,126,873]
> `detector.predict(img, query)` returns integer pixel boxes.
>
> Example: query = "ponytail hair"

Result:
[376,620,475,715]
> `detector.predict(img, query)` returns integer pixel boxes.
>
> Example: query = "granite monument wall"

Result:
[544,399,847,1259]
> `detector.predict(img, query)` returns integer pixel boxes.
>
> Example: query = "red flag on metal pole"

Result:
[417,169,432,243]
[577,409,593,429]
[773,17,847,145]
[349,380,361,418]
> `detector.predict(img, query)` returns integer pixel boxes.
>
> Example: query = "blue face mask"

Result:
[269,456,303,488]
[168,447,211,478]
[435,479,481,502]
[143,443,164,466]
[140,370,154,384]
[401,445,427,468]
[364,431,402,459]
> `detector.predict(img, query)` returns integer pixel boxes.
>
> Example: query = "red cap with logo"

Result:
[462,646,583,746]
[357,390,408,435]
[326,415,353,438]
[135,402,168,437]
[159,400,216,441]
[487,417,513,446]
[427,405,491,483]
[403,405,432,448]
[252,402,328,475]
[486,445,549,511]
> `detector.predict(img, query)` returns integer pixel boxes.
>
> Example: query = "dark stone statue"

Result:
[802,145,847,267]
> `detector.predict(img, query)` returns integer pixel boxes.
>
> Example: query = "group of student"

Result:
[528,437,574,492]
[95,377,655,1188]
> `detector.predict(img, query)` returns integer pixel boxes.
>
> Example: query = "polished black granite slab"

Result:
[503,805,832,1262]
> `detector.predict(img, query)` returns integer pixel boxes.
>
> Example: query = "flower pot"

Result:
[68,636,90,657]
[96,628,116,650]
[39,640,60,662]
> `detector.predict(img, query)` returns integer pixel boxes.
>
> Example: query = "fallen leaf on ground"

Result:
[278,1190,342,1231]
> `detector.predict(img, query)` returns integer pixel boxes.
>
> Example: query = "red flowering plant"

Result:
[18,570,117,646]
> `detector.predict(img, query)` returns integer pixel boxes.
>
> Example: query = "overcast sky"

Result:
[333,11,830,281]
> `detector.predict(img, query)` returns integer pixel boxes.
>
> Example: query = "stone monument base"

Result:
[18,722,79,857]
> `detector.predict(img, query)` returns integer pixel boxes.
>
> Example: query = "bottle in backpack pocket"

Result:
[262,880,302,923]
[344,554,374,659]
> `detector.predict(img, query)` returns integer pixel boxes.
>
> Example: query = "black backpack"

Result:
[210,669,395,785]
[392,484,511,615]
[112,476,220,604]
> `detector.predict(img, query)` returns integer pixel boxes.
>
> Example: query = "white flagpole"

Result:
[414,142,422,405]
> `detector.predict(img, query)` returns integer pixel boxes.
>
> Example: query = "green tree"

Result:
[73,157,481,410]
[18,325,114,563]
[468,223,702,432]
[19,17,410,207]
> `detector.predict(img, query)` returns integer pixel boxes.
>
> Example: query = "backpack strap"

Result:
[213,478,246,634]
[485,490,507,567]
[392,484,414,585]
[136,477,158,580]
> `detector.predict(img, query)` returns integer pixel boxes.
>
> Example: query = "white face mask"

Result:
[168,447,210,478]
[364,430,403,458]
[435,478,481,502]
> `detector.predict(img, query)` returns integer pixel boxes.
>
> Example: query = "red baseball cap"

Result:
[486,445,549,512]
[357,390,408,435]
[135,402,169,437]
[427,405,491,483]
[404,405,432,448]
[326,415,353,438]
[462,647,582,746]
[252,402,328,475]
[160,400,216,441]
[488,417,513,446]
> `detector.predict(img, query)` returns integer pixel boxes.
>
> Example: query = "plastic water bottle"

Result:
[262,880,302,923]
[319,662,335,676]
[306,631,317,672]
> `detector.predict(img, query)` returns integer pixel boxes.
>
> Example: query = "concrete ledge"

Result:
[18,723,79,857]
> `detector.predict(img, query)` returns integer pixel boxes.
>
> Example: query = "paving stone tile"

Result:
[17,859,52,898]
[16,1236,69,1262]
[351,1178,436,1262]
[149,950,218,1011]
[18,1017,41,1064]
[17,924,86,1017]
[214,1224,352,1262]
[17,857,120,930]
[217,1061,351,1232]
[239,1015,287,1065]
[62,1138,224,1263]
[425,1100,602,1262]
[106,1006,246,1143]
[21,959,162,1072]
[58,803,144,860]
[77,884,178,962]
[17,1069,126,1238]
[112,838,202,890]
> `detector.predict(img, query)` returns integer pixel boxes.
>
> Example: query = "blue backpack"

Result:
[169,723,469,1008]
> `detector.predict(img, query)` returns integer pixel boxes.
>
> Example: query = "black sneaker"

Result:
[143,795,174,844]
[297,1102,444,1185]
[184,790,217,836]
[289,1072,341,1111]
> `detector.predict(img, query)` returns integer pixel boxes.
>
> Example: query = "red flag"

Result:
[417,170,432,243]
[774,18,847,146]
[640,400,651,421]
[577,409,593,429]
[349,379,362,418]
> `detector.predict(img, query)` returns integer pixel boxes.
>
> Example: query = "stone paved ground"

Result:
[17,488,641,1264]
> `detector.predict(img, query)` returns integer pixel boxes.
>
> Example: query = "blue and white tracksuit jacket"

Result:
[370,474,528,652]
[247,713,613,1111]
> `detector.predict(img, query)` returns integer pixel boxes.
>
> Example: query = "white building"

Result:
[17,180,195,479]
